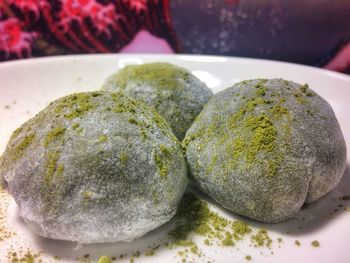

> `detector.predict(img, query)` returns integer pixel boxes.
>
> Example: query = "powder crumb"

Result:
[245,255,252,261]
[204,239,211,246]
[165,192,278,261]
[0,191,15,242]
[98,135,108,143]
[98,256,112,263]
[145,249,156,257]
[311,240,320,247]
[250,229,272,248]
[295,240,301,246]
[7,249,41,263]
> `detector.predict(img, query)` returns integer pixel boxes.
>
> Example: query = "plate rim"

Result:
[1,53,349,82]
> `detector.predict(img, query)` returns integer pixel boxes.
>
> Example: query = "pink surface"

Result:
[120,30,174,54]
[325,42,350,72]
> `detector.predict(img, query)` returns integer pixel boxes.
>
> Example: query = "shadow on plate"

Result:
[198,164,350,237]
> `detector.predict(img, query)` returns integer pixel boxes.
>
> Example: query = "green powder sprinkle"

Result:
[120,191,275,262]
[56,164,64,178]
[244,114,277,165]
[232,221,252,240]
[10,133,36,161]
[82,191,92,205]
[128,118,137,124]
[97,256,111,263]
[169,192,253,250]
[222,232,235,246]
[154,144,173,178]
[295,240,301,246]
[7,251,41,263]
[256,87,266,96]
[120,152,128,163]
[45,151,61,185]
[54,93,95,120]
[245,255,252,261]
[251,229,272,248]
[311,240,320,247]
[145,249,155,257]
[114,62,190,91]
[98,135,108,143]
[10,127,24,140]
[112,93,137,114]
[185,83,292,179]
[299,84,309,93]
[43,127,66,147]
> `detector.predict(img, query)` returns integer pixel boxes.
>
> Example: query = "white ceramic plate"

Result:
[0,54,350,263]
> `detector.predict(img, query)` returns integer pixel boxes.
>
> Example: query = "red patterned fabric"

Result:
[0,0,178,60]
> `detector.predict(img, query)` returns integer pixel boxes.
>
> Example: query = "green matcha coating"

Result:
[102,62,213,140]
[9,133,36,161]
[54,93,95,120]
[43,127,66,147]
[184,78,347,223]
[115,62,190,90]
[98,135,108,143]
[0,91,188,243]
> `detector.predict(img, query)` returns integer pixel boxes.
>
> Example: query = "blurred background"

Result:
[1,0,349,73]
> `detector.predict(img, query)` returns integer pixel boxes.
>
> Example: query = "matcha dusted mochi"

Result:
[0,91,188,243]
[102,62,213,140]
[183,79,346,223]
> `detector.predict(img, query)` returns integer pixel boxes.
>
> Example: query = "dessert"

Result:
[183,79,347,223]
[0,91,188,243]
[102,62,213,140]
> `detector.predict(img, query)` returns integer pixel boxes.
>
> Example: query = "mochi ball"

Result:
[102,62,213,140]
[183,79,347,223]
[0,91,188,243]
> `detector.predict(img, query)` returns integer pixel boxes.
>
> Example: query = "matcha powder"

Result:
[166,192,275,260]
